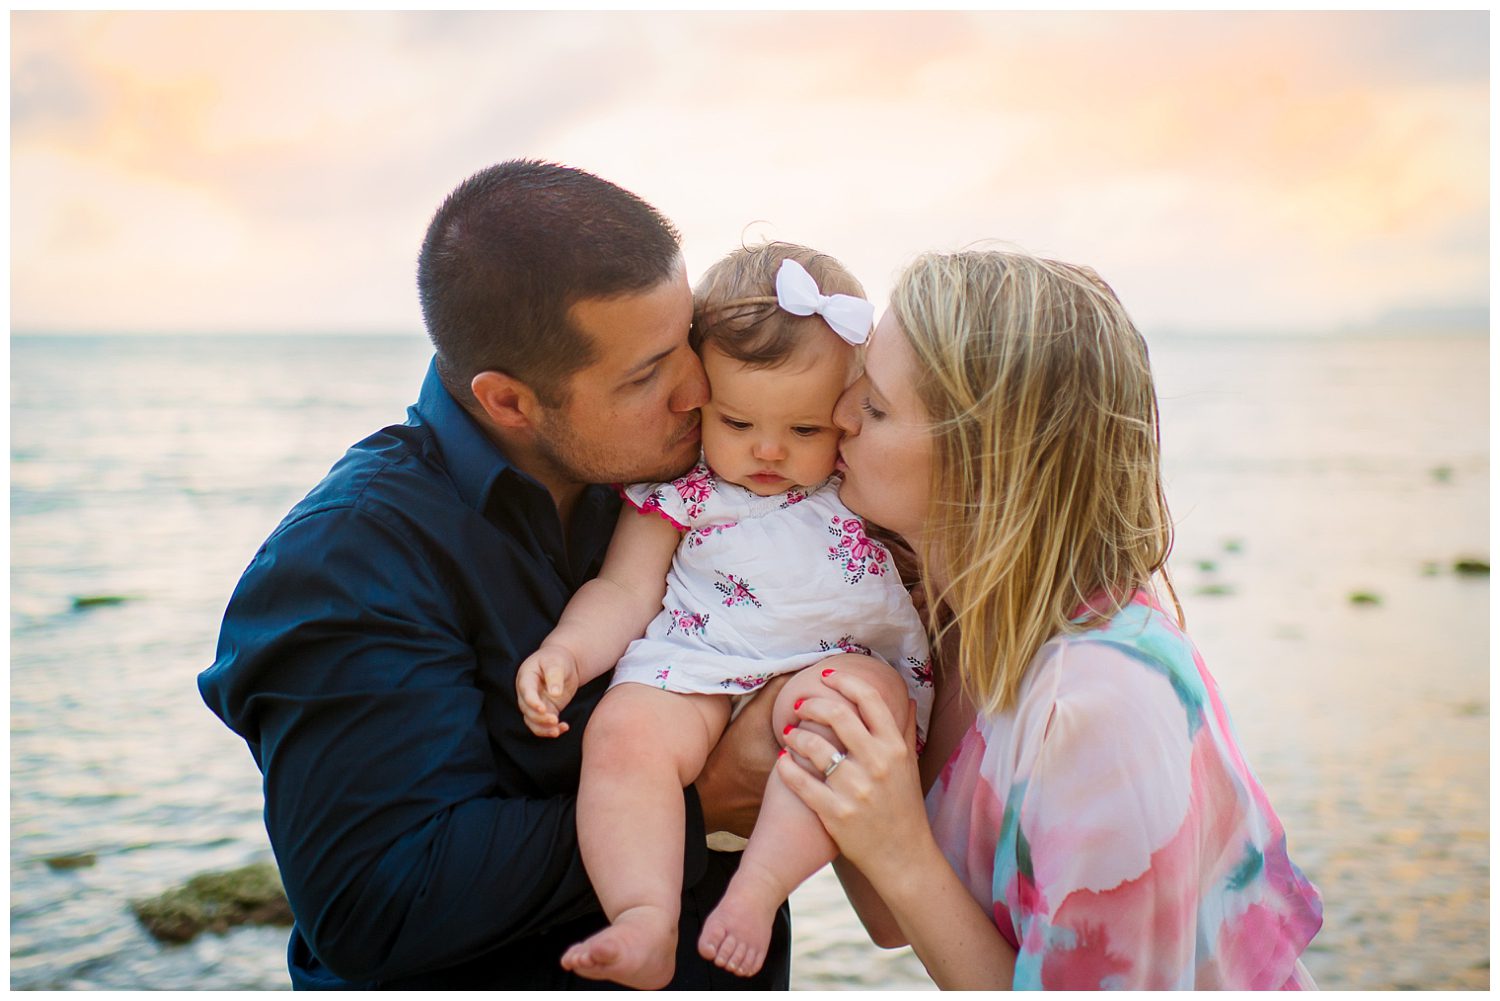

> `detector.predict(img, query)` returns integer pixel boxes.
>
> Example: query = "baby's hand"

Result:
[516,646,582,738]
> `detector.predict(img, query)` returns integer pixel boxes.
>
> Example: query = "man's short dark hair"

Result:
[417,160,683,408]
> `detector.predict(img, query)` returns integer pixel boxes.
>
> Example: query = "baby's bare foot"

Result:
[561,905,677,990]
[698,865,784,978]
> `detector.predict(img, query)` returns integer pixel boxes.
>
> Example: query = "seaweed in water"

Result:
[71,595,131,611]
[130,862,293,944]
[44,853,97,870]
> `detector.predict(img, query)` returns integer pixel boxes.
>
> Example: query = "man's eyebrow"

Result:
[623,347,674,379]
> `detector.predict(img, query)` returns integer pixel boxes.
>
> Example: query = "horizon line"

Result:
[10,325,1490,341]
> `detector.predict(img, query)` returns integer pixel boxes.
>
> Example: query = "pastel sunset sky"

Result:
[11,10,1489,336]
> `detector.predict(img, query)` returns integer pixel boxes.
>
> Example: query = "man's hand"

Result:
[692,674,791,839]
[516,646,582,738]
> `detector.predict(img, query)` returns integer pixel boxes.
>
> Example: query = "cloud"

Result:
[10,11,1488,335]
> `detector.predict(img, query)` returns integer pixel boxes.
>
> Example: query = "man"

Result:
[199,161,790,988]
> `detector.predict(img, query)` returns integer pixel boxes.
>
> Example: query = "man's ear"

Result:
[471,370,542,430]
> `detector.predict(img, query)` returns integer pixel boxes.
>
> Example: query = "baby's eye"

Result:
[791,426,825,438]
[721,417,751,431]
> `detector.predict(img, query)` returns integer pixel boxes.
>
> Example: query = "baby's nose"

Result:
[752,437,787,461]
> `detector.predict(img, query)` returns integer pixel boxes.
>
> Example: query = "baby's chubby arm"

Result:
[517,505,680,737]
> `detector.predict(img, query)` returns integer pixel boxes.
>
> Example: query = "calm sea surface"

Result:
[10,332,1489,989]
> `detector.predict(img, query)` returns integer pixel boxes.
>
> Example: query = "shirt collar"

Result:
[409,357,618,543]
[410,356,524,512]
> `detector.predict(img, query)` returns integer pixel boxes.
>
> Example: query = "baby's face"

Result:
[699,337,851,496]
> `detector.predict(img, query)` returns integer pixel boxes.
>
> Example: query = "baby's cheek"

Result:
[811,436,842,477]
[699,422,731,471]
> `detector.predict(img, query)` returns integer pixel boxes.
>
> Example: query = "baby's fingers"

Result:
[541,658,572,701]
[517,666,548,712]
[525,719,568,739]
[522,709,569,739]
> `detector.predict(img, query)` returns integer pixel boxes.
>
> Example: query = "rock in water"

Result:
[130,862,292,943]
[1453,558,1489,576]
[44,853,97,870]
[71,595,130,611]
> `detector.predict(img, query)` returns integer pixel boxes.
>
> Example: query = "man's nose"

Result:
[668,350,710,413]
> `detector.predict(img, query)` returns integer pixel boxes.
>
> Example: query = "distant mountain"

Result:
[1351,304,1489,335]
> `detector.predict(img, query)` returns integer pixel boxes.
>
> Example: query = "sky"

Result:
[9,10,1491,336]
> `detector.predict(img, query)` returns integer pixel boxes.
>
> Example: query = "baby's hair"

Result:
[692,242,865,368]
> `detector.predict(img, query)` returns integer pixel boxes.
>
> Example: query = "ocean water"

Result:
[10,331,1489,990]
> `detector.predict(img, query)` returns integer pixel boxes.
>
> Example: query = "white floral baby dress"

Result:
[612,459,933,744]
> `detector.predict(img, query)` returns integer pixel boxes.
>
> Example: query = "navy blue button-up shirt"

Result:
[199,359,789,989]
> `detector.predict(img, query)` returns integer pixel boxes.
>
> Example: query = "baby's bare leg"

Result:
[699,655,912,977]
[564,684,731,990]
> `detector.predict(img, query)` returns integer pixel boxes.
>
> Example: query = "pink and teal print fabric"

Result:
[925,590,1322,989]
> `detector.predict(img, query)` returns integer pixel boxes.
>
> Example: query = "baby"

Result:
[516,244,931,989]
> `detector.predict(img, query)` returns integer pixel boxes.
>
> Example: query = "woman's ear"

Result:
[470,370,541,430]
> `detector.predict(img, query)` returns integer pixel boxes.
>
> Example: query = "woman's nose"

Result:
[832,387,860,435]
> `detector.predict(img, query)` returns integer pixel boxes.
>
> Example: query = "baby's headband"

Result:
[701,259,874,346]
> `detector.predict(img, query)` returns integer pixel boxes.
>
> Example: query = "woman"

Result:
[775,251,1323,989]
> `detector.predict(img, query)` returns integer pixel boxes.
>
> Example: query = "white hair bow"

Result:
[774,259,874,345]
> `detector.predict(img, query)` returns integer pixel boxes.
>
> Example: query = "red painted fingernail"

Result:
[822,668,836,677]
[793,697,806,711]
[778,748,787,757]
[783,723,796,735]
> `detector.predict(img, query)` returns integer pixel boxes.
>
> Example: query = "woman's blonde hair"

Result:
[692,242,865,367]
[892,250,1182,715]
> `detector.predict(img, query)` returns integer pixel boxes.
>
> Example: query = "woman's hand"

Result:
[779,668,1019,989]
[775,668,933,876]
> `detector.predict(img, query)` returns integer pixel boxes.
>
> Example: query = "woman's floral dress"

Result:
[925,590,1323,989]
[612,458,933,743]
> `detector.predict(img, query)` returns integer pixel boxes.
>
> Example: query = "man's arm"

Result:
[693,673,791,839]
[200,506,708,983]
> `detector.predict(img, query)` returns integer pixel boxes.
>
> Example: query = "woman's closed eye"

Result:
[860,399,887,420]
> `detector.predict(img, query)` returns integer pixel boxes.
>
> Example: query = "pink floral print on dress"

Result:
[826,514,889,585]
[672,465,717,520]
[665,609,710,637]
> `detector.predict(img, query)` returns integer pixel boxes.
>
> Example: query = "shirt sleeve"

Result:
[619,460,717,531]
[999,644,1199,990]
[199,505,707,983]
